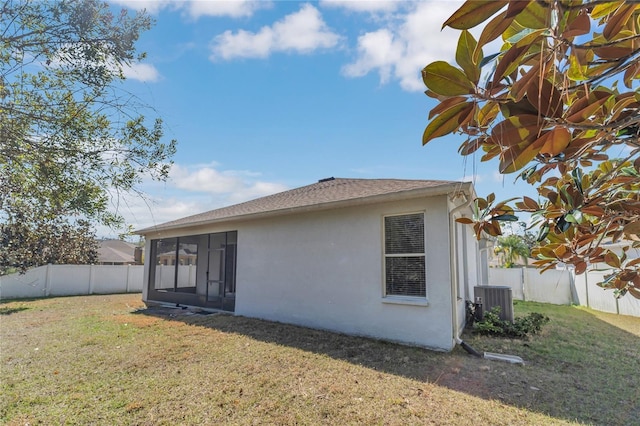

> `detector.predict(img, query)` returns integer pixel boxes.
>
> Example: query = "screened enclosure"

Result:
[147,231,237,311]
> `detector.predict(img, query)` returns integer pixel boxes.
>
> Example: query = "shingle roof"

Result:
[97,240,136,263]
[137,178,470,234]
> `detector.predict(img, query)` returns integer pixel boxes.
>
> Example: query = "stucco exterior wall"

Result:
[233,196,455,351]
[141,195,457,351]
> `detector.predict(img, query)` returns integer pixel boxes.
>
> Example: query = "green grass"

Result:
[1,295,638,425]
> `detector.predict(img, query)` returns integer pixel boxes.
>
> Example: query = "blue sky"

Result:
[104,0,534,237]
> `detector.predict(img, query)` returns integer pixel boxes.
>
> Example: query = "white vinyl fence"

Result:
[2,264,638,318]
[0,264,143,300]
[488,267,640,317]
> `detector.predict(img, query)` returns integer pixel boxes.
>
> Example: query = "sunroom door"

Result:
[206,231,236,312]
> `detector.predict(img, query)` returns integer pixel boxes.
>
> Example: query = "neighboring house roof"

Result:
[138,177,472,234]
[97,240,136,264]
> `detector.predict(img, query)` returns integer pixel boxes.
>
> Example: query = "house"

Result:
[136,178,484,351]
[97,239,143,265]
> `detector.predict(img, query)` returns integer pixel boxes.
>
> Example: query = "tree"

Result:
[422,1,639,298]
[494,234,531,268]
[0,0,176,272]
[0,206,99,275]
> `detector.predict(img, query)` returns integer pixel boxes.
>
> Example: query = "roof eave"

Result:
[136,181,473,236]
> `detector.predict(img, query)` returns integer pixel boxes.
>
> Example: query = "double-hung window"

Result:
[384,213,426,298]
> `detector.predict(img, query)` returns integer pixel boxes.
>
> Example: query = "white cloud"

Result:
[186,0,270,18]
[342,29,403,84]
[169,164,288,203]
[109,0,177,14]
[109,0,268,18]
[122,62,161,82]
[342,1,465,91]
[320,0,400,13]
[210,4,341,60]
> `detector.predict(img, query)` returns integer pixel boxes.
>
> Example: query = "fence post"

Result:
[44,264,52,297]
[585,269,590,309]
[126,265,130,293]
[521,267,527,301]
[88,265,95,295]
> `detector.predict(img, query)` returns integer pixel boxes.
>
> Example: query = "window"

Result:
[384,213,426,298]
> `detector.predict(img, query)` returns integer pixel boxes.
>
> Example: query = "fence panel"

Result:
[92,265,128,294]
[0,266,48,299]
[488,267,640,317]
[1,265,144,300]
[524,268,573,305]
[486,268,524,299]
[49,265,92,296]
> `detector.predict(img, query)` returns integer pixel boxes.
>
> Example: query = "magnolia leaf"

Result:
[562,12,591,38]
[527,78,563,118]
[505,0,531,19]
[514,1,549,29]
[591,2,622,19]
[575,261,587,275]
[429,96,468,119]
[516,195,539,211]
[492,214,518,222]
[456,30,481,83]
[458,138,484,155]
[475,11,512,53]
[565,94,611,123]
[581,205,605,217]
[536,223,550,242]
[456,217,475,224]
[476,102,500,126]
[568,50,589,81]
[442,0,508,30]
[623,61,640,89]
[564,210,583,224]
[602,3,637,41]
[422,61,475,96]
[499,134,546,174]
[492,29,543,86]
[604,251,622,269]
[491,114,541,148]
[501,98,538,117]
[539,127,571,156]
[423,102,474,145]
[511,60,542,101]
[480,145,501,162]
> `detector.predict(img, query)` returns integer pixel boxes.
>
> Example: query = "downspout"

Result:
[448,189,474,352]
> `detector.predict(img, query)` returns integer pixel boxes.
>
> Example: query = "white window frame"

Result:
[382,211,428,305]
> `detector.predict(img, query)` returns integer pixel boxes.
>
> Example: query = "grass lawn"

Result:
[1,294,639,425]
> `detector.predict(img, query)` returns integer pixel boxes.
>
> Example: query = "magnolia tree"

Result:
[422,1,640,298]
[1,0,176,272]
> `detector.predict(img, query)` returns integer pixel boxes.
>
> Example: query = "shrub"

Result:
[473,307,549,339]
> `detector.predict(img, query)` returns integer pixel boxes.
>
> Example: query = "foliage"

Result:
[0,206,98,275]
[422,1,640,298]
[0,0,176,272]
[494,233,531,267]
[473,306,550,339]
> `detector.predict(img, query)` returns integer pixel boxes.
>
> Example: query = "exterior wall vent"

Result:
[474,286,514,322]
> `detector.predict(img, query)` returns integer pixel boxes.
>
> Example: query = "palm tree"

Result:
[494,235,530,268]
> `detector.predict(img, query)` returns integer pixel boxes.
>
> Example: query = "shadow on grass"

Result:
[0,306,30,315]
[135,301,640,426]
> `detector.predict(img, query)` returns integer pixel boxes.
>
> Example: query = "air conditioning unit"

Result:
[474,286,514,322]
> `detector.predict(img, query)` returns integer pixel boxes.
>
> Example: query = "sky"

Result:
[102,0,535,238]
